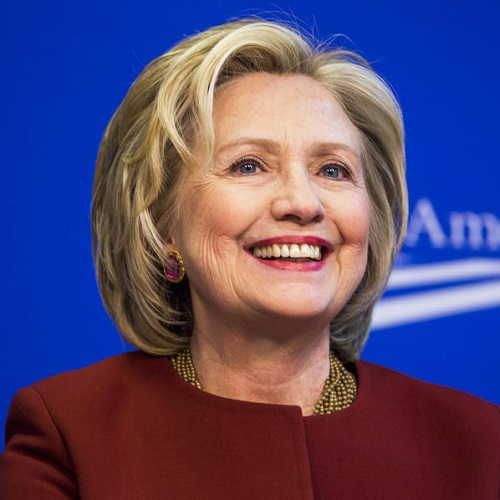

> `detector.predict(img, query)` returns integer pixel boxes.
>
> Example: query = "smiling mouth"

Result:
[252,243,322,261]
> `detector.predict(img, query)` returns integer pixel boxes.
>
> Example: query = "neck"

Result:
[190,327,331,416]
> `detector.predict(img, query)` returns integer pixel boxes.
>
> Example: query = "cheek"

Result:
[332,192,371,288]
[174,183,250,264]
[337,191,371,247]
[174,184,258,305]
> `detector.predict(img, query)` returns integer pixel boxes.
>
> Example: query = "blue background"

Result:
[2,0,499,448]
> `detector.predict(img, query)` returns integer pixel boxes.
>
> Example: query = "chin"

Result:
[262,295,339,324]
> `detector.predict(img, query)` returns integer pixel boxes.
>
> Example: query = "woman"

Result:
[1,19,498,499]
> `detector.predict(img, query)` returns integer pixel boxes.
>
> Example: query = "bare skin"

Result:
[190,316,331,416]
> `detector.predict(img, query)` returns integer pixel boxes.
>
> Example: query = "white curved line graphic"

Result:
[372,258,500,329]
[387,258,500,290]
[372,279,500,329]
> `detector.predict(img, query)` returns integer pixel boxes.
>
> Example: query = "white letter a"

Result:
[406,198,447,248]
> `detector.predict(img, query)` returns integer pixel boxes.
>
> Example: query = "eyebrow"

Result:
[216,138,281,156]
[216,138,360,159]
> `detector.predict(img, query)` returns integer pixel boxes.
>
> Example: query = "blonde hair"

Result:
[92,19,407,361]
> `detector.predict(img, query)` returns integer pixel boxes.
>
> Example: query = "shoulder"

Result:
[33,350,168,393]
[3,352,177,457]
[355,359,500,440]
[20,352,174,425]
[35,350,164,388]
[0,353,177,497]
[357,359,499,408]
[356,359,500,413]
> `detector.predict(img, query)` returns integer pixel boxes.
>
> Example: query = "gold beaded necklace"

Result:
[169,348,357,415]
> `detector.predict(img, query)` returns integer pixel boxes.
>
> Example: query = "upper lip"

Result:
[246,236,333,253]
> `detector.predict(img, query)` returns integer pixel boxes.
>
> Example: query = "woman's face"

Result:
[169,73,370,330]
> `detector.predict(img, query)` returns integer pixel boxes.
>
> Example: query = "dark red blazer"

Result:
[1,352,499,499]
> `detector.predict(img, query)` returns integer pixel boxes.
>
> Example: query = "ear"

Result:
[164,236,177,253]
[157,209,179,254]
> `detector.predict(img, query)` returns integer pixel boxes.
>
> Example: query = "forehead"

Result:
[212,72,360,155]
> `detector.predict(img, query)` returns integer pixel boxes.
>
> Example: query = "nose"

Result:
[271,165,325,224]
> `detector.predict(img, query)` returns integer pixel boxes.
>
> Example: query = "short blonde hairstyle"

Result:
[92,19,407,361]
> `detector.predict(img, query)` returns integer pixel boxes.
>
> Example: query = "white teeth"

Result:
[252,243,322,260]
[300,244,309,257]
[289,244,301,258]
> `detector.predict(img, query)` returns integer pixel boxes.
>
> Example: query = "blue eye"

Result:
[321,163,349,180]
[231,158,261,175]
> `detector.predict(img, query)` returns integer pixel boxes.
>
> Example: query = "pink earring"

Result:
[164,250,186,283]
